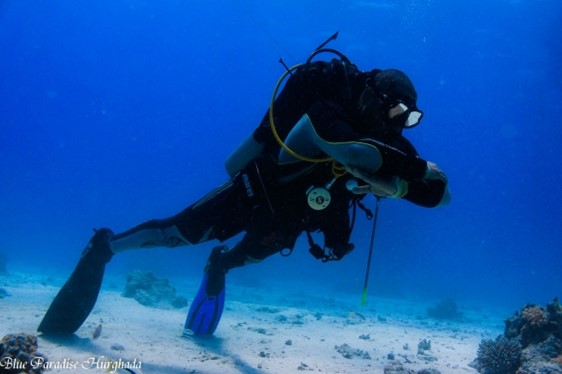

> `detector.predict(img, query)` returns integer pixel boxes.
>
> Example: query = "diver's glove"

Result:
[346,167,408,198]
[424,161,448,183]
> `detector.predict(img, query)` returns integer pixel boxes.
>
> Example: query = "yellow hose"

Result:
[268,64,332,163]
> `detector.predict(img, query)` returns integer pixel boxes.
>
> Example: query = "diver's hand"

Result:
[345,168,403,198]
[424,161,448,183]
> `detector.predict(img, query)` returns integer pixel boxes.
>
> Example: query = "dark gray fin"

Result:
[38,228,113,335]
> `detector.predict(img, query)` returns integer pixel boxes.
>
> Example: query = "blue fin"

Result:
[183,274,225,336]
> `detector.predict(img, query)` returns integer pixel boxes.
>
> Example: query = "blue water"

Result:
[1,0,561,313]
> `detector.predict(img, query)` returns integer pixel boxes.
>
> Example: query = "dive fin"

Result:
[183,273,225,336]
[38,228,113,335]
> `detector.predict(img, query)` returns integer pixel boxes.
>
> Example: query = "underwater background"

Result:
[1,0,560,314]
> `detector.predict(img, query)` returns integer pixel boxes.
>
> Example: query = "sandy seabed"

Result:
[0,272,504,374]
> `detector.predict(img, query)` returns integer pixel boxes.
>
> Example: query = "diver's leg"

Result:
[38,228,113,334]
[110,178,254,253]
[109,219,191,253]
[216,221,300,270]
[39,179,253,335]
[184,224,299,336]
[183,240,254,337]
[183,245,227,336]
[200,224,292,300]
[37,219,194,335]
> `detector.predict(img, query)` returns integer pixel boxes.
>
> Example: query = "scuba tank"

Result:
[225,135,265,178]
[224,32,354,177]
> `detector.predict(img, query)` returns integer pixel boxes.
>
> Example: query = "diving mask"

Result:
[382,94,423,129]
[388,102,423,129]
[358,86,423,132]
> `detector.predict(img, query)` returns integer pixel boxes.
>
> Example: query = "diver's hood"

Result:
[369,69,418,107]
[357,69,422,134]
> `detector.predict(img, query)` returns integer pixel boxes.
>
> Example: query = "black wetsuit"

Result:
[110,59,447,273]
[37,57,449,337]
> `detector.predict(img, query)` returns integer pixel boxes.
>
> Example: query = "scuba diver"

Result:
[38,40,450,337]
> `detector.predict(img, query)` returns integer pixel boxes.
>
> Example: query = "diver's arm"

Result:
[403,161,450,207]
[345,168,406,197]
[403,178,451,207]
[285,110,427,180]
[304,101,428,179]
[347,165,450,207]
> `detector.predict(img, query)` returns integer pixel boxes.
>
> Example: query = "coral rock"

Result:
[122,270,187,309]
[0,333,48,374]
[471,335,522,374]
[427,299,463,320]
